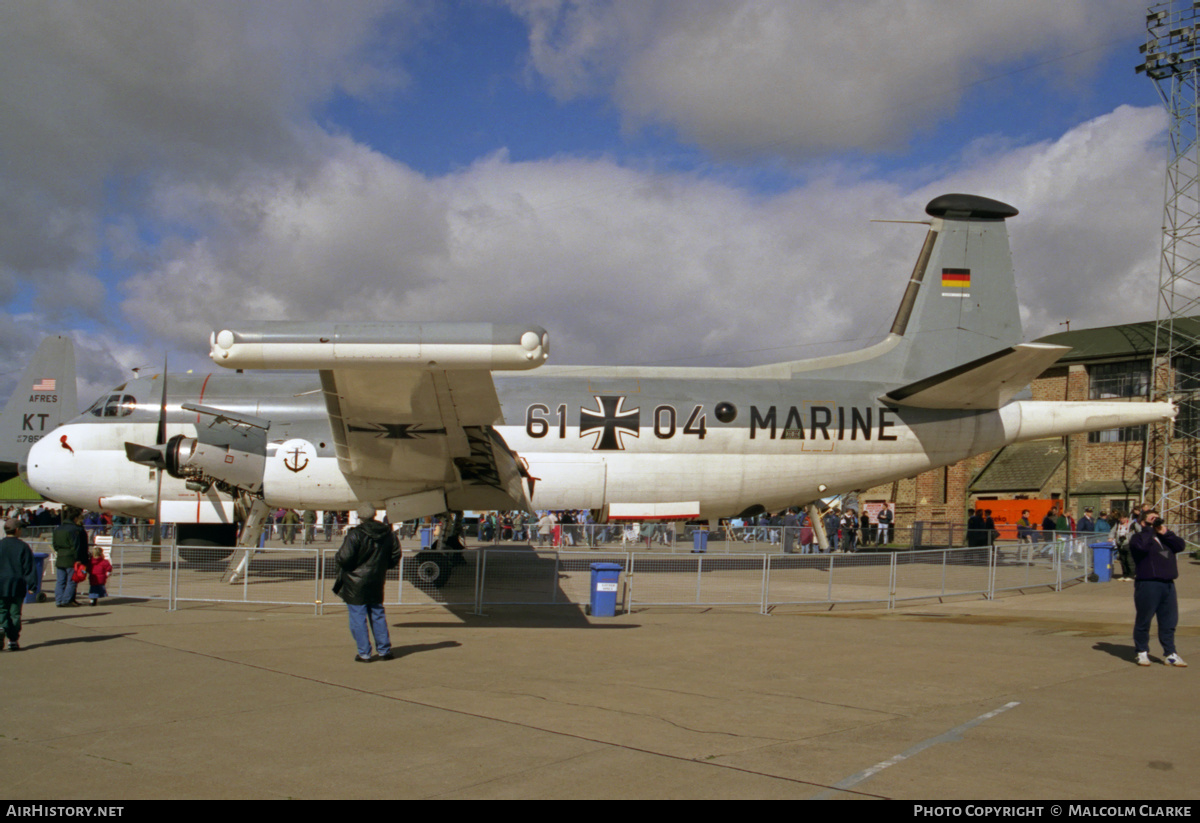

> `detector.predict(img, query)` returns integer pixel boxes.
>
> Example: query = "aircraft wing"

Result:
[209,323,549,514]
[883,343,1070,410]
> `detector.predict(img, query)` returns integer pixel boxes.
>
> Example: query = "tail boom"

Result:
[999,400,1176,444]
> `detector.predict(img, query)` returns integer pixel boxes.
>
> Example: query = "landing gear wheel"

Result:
[414,552,453,588]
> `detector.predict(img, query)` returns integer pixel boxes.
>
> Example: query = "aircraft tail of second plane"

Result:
[0,335,77,482]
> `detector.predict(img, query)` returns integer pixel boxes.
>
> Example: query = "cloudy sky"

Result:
[0,0,1171,405]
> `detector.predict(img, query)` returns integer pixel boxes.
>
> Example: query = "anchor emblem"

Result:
[283,445,309,473]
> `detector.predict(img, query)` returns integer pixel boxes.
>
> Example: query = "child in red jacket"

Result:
[87,545,112,606]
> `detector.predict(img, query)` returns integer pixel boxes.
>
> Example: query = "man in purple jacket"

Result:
[1129,509,1187,667]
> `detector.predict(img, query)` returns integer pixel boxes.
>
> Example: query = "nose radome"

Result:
[26,424,78,500]
[25,431,56,497]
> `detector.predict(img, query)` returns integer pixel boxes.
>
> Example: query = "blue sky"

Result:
[0,1,1177,401]
[330,3,1159,181]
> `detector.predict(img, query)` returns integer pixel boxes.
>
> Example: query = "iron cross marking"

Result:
[347,423,447,440]
[579,395,640,451]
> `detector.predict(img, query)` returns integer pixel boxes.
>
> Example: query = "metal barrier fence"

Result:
[26,540,173,602]
[454,522,1120,552]
[24,521,1150,553]
[464,523,968,551]
[27,533,1101,614]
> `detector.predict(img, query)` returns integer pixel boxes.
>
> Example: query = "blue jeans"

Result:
[347,603,391,658]
[55,567,77,605]
[1134,580,1178,655]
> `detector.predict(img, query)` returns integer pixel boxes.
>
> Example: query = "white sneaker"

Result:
[1137,651,1151,667]
[1166,653,1188,668]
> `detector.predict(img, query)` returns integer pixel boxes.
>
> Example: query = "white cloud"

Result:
[118,141,914,367]
[0,0,428,289]
[508,0,1137,157]
[116,105,1168,376]
[913,104,1168,339]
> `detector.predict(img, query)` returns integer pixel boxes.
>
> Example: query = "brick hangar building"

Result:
[865,318,1200,538]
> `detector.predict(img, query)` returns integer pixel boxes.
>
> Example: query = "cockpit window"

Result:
[86,394,137,418]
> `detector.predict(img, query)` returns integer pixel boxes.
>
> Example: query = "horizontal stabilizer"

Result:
[883,343,1070,410]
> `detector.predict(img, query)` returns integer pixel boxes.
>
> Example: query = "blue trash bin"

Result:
[420,527,434,549]
[692,530,708,553]
[26,552,48,604]
[1090,542,1115,583]
[589,563,622,617]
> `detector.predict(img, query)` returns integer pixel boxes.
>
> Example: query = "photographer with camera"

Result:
[1128,508,1188,667]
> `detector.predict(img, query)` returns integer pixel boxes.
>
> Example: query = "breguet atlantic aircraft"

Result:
[25,194,1175,560]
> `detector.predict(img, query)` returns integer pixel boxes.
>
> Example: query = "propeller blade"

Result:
[152,355,167,550]
[157,355,168,446]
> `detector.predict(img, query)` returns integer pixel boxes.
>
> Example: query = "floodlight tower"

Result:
[1137,1,1200,525]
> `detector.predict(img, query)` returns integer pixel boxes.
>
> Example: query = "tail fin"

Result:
[0,335,77,481]
[882,193,1024,385]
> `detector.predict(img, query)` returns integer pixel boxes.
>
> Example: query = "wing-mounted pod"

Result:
[208,322,549,370]
[162,403,269,495]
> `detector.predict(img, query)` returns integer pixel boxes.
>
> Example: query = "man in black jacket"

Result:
[1129,509,1187,668]
[966,508,988,548]
[0,519,38,651]
[334,505,401,663]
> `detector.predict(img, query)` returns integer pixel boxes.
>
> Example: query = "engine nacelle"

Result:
[165,434,265,494]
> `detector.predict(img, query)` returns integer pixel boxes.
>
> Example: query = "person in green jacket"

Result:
[52,506,89,607]
[281,509,299,544]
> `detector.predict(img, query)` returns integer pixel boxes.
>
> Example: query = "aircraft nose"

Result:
[26,426,75,500]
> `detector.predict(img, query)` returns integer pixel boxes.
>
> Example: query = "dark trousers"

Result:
[1116,545,1135,578]
[1,595,24,643]
[1133,579,1178,655]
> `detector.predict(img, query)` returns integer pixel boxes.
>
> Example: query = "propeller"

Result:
[122,358,168,547]
[123,356,170,468]
[151,357,167,549]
